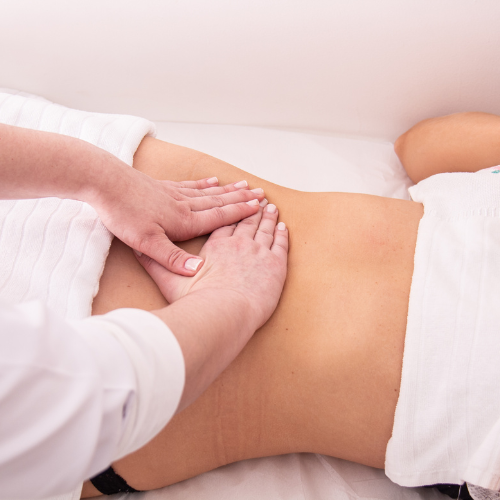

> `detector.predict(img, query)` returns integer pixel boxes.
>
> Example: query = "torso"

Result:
[91,138,423,488]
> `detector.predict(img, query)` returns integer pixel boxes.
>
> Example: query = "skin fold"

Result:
[83,112,500,497]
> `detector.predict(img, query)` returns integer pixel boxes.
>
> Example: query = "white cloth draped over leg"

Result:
[386,167,500,498]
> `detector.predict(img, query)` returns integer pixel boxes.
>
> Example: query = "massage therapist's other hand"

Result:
[136,203,289,332]
[90,166,266,276]
[138,204,288,411]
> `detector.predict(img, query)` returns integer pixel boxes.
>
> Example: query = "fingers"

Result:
[138,235,204,277]
[208,224,237,240]
[253,204,279,248]
[271,221,289,258]
[178,179,256,197]
[176,179,265,203]
[191,199,261,235]
[175,177,221,189]
[133,251,181,302]
[189,188,264,212]
[210,202,286,253]
[232,203,265,239]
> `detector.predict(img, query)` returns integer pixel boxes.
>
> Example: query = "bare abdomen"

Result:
[93,186,422,490]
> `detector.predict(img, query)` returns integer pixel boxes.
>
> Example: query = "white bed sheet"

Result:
[107,122,445,500]
[154,122,413,198]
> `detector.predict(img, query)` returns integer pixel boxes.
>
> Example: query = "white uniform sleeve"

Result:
[0,301,184,499]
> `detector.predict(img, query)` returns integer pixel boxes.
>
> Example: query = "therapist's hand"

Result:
[92,167,266,276]
[135,202,289,331]
[139,203,288,413]
[0,123,265,277]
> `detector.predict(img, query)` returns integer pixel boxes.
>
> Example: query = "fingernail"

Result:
[246,199,259,206]
[277,222,286,230]
[234,180,248,188]
[207,177,218,185]
[251,188,264,195]
[133,249,143,257]
[266,204,277,213]
[185,258,203,271]
[260,198,268,207]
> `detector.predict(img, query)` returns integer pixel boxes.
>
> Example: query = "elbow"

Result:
[393,133,406,163]
[394,131,417,182]
[393,122,432,184]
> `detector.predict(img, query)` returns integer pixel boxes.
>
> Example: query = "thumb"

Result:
[138,236,204,277]
[133,250,187,302]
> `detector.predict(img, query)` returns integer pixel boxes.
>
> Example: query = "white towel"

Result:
[0,89,156,319]
[385,167,500,494]
[0,90,156,500]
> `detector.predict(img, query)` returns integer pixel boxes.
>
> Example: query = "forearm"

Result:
[152,289,255,413]
[0,123,128,203]
[395,112,500,183]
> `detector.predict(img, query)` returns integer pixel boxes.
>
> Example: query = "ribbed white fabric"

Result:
[0,91,183,500]
[0,89,156,319]
[385,167,500,498]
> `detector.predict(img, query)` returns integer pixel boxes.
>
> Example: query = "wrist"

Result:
[158,287,255,341]
[176,287,258,337]
[77,147,132,209]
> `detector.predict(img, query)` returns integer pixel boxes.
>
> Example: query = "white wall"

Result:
[1,0,499,140]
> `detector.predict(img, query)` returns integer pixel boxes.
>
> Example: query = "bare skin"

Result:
[83,112,500,497]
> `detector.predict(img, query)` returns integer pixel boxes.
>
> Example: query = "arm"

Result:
[0,302,183,498]
[140,203,289,412]
[395,112,500,183]
[0,123,264,275]
[1,204,288,498]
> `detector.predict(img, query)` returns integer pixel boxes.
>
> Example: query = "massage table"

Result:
[2,1,500,499]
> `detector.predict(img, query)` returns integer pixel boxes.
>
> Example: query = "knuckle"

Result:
[172,203,191,225]
[212,195,225,207]
[173,191,186,202]
[132,229,160,253]
[140,254,156,272]
[239,218,255,228]
[178,213,195,235]
[179,201,192,216]
[236,188,251,199]
[211,206,226,223]
[165,246,186,269]
[263,211,277,222]
[260,224,274,235]
[277,240,289,253]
